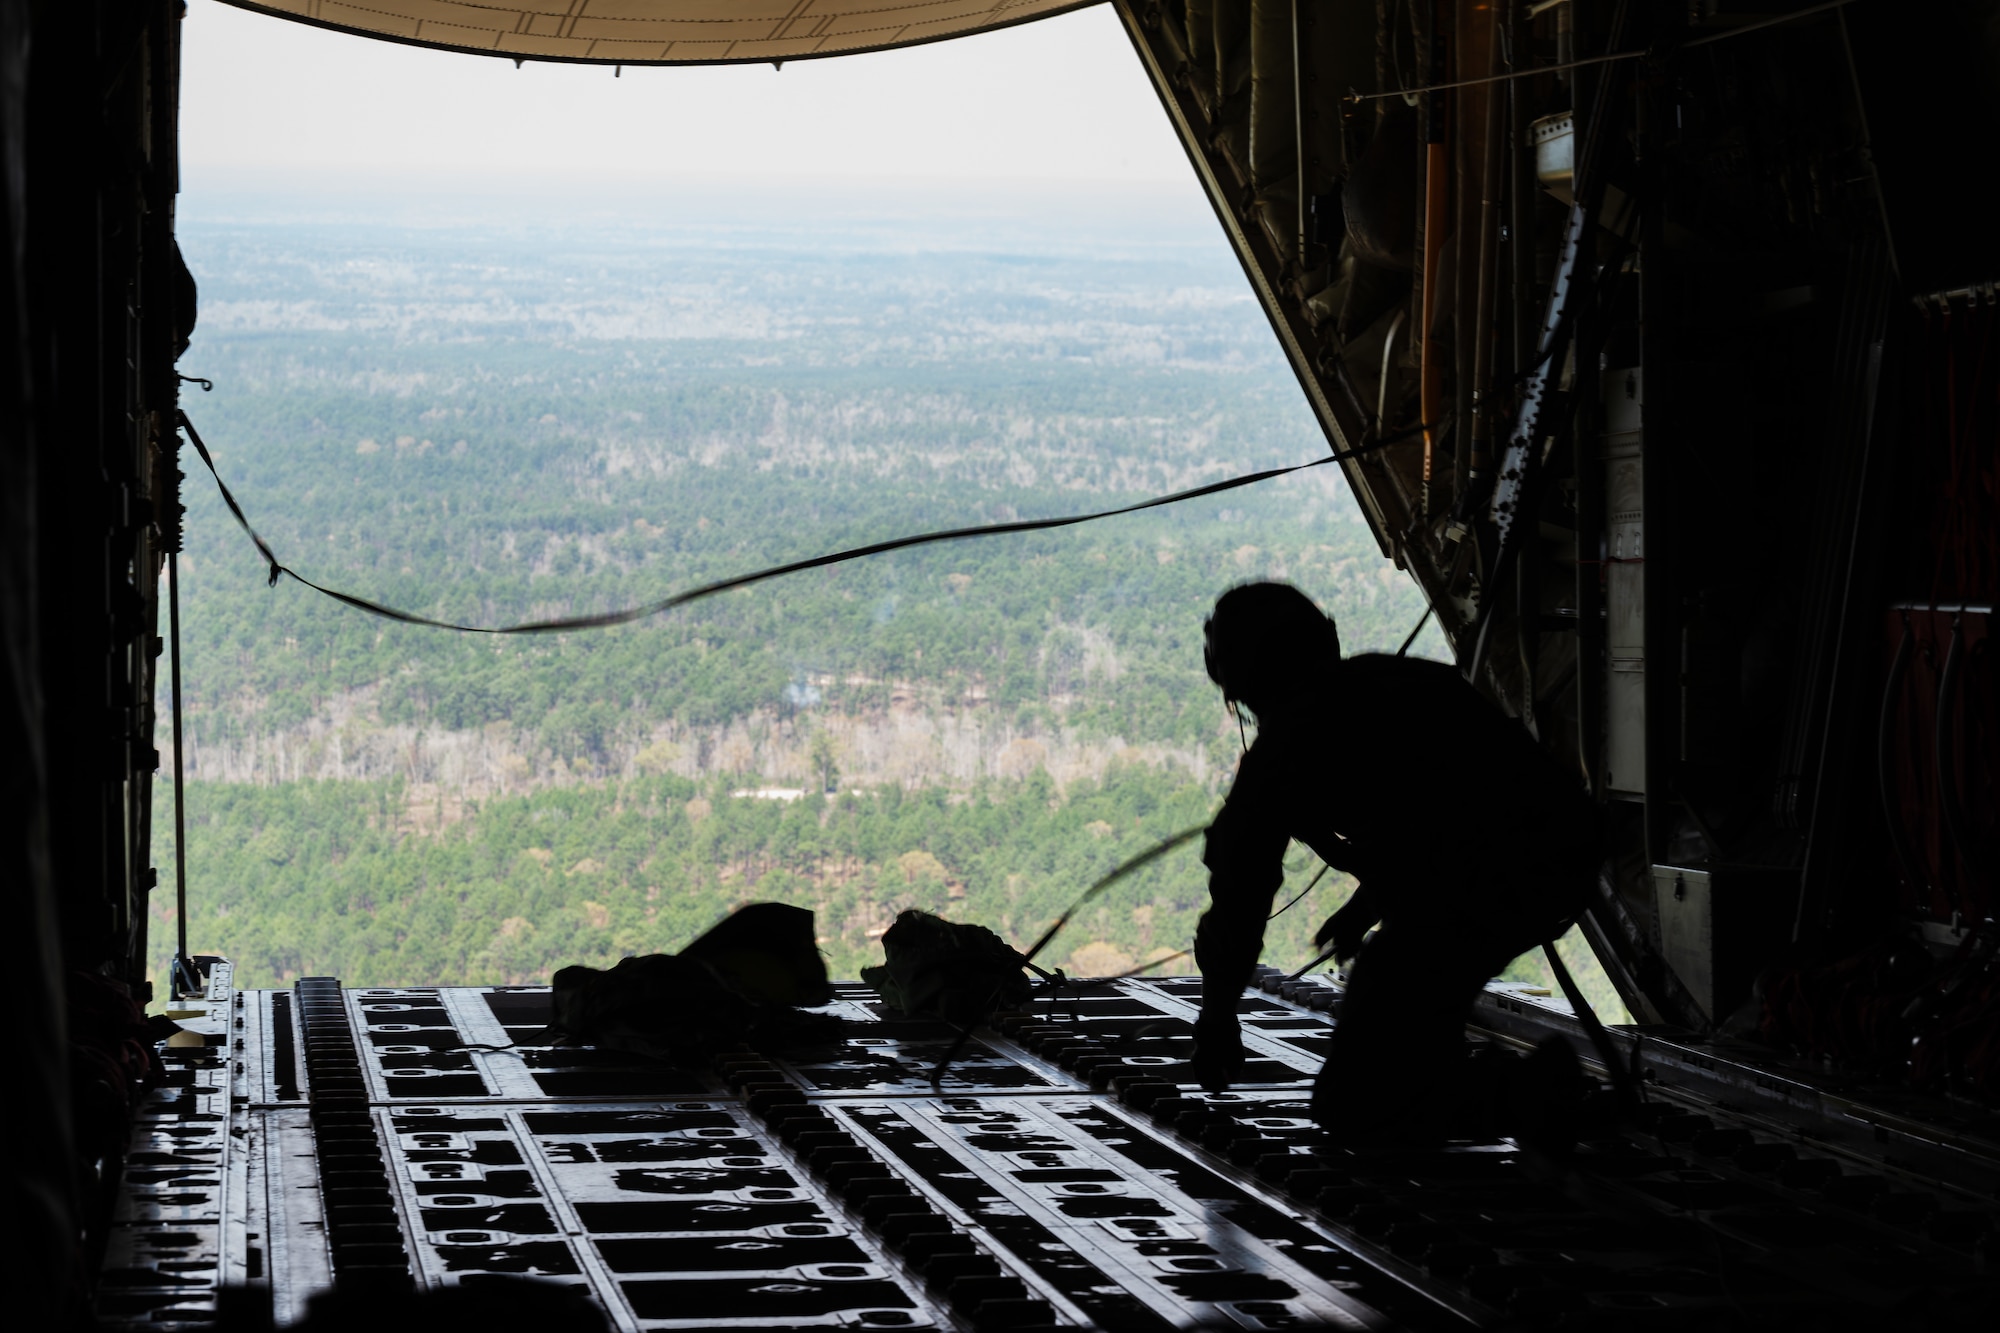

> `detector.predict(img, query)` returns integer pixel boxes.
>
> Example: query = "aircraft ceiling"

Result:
[217,0,1093,64]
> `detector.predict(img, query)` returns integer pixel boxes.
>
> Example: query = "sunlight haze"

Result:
[180,1,1192,188]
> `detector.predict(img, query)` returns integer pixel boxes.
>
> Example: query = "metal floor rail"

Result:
[98,969,2000,1329]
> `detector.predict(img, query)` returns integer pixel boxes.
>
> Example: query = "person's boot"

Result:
[1505,1035,1591,1159]
[1446,1039,1516,1141]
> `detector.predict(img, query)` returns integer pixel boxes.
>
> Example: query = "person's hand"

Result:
[1189,1012,1245,1092]
[1313,901,1372,963]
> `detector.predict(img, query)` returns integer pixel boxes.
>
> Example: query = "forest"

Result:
[151,200,1620,1016]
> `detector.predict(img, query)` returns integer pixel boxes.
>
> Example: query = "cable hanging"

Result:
[927,822,1210,1084]
[179,409,1417,637]
[1269,861,1331,921]
[1345,0,1864,103]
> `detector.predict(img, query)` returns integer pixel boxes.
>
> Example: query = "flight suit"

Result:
[1195,654,1600,1141]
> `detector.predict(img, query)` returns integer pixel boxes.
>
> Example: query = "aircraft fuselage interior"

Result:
[5,1,1995,1328]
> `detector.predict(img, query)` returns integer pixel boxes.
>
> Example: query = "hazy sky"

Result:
[180,1,1196,188]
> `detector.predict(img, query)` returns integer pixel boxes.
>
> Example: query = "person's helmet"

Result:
[1203,582,1341,712]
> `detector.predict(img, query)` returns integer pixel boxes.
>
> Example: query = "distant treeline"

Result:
[151,767,1624,1015]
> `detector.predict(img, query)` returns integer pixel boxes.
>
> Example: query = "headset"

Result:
[1202,615,1230,702]
[1202,614,1250,751]
[1204,584,1341,735]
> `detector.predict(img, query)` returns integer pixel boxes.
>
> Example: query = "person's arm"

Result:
[1194,842,1283,1017]
[1189,771,1287,1088]
[1313,879,1386,961]
[1304,832,1376,880]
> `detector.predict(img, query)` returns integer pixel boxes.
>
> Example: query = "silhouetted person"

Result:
[1189,582,1599,1143]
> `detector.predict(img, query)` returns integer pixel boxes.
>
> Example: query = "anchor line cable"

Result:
[179,409,1417,637]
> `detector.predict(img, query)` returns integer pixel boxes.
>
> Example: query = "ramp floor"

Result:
[100,969,1998,1329]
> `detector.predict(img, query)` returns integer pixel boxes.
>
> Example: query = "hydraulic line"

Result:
[1505,0,1529,383]
[1377,307,1408,430]
[169,551,191,995]
[1935,615,1991,884]
[1450,0,1473,509]
[1467,3,1503,491]
[1417,0,1447,519]
[1877,614,1932,904]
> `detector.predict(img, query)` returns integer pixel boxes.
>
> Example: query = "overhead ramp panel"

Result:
[217,0,1096,65]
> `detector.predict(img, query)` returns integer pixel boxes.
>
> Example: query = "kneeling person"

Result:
[1190,582,1599,1143]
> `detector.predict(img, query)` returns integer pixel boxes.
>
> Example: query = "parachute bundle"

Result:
[549,902,838,1066]
[861,909,1035,1027]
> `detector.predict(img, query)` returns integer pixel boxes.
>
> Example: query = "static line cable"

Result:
[1268,861,1331,921]
[1041,946,1199,990]
[1015,824,1210,968]
[1106,948,1193,981]
[181,410,1414,637]
[1285,943,1341,984]
[1345,0,1864,102]
[929,822,1209,1084]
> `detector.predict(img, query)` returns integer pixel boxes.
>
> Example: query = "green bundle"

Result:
[861,909,1035,1026]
